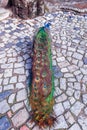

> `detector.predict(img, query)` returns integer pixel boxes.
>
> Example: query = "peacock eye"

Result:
[34,83,36,87]
[44,85,47,88]
[36,77,39,80]
[43,82,47,88]
[42,71,47,78]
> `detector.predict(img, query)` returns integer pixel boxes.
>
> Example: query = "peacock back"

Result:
[29,25,55,128]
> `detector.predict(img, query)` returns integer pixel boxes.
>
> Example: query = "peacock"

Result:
[29,23,55,128]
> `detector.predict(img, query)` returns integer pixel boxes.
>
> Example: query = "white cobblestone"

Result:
[74,70,81,75]
[14,68,25,74]
[82,94,87,104]
[0,53,6,59]
[58,61,70,68]
[55,93,67,103]
[69,97,76,105]
[73,82,81,90]
[57,56,65,62]
[69,123,81,130]
[8,94,16,104]
[4,84,14,90]
[18,75,26,82]
[78,115,87,130]
[8,58,16,63]
[65,111,75,125]
[64,73,74,78]
[68,47,76,52]
[17,57,23,62]
[74,91,81,100]
[54,87,62,97]
[10,76,17,83]
[60,78,67,90]
[67,77,77,82]
[53,103,64,116]
[73,52,83,60]
[4,69,12,78]
[61,67,68,73]
[0,100,10,114]
[80,68,87,75]
[14,62,24,68]
[16,83,25,89]
[23,54,29,60]
[16,89,27,102]
[1,63,13,69]
[12,108,29,128]
[54,115,68,129]
[11,102,24,113]
[68,65,78,72]
[63,100,70,110]
[71,101,84,116]
[3,78,9,85]
[0,58,7,64]
[66,88,74,96]
[54,79,59,87]
[76,74,83,82]
[78,61,83,67]
[72,59,78,65]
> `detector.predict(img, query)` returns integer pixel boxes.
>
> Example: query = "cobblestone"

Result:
[0,90,12,101]
[84,107,87,115]
[60,78,67,90]
[14,68,25,74]
[11,102,24,113]
[4,69,12,78]
[69,123,81,130]
[3,78,9,85]
[74,90,81,100]
[4,84,14,90]
[12,108,29,128]
[18,75,26,82]
[73,52,83,60]
[54,115,68,129]
[16,89,27,102]
[82,94,87,104]
[55,93,67,103]
[78,115,87,130]
[65,111,75,125]
[53,103,64,116]
[8,94,16,104]
[0,116,11,130]
[63,100,70,110]
[0,10,87,130]
[16,83,25,89]
[0,100,10,114]
[10,76,17,84]
[71,101,84,116]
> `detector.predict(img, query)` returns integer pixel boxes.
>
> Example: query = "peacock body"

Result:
[30,25,55,128]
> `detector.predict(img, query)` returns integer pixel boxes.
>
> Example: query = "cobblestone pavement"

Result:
[0,11,87,130]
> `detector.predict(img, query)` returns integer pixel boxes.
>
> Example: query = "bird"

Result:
[29,24,55,128]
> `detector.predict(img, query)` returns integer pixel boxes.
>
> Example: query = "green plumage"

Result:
[29,26,55,128]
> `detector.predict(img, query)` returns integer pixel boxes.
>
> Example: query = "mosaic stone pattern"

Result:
[0,10,87,130]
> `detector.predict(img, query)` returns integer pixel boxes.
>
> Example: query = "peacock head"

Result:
[44,22,51,30]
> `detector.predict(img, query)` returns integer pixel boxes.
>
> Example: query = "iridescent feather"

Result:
[29,24,55,128]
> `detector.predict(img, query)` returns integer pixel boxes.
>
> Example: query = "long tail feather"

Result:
[29,24,55,128]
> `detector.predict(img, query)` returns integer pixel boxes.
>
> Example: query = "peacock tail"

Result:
[29,25,55,128]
